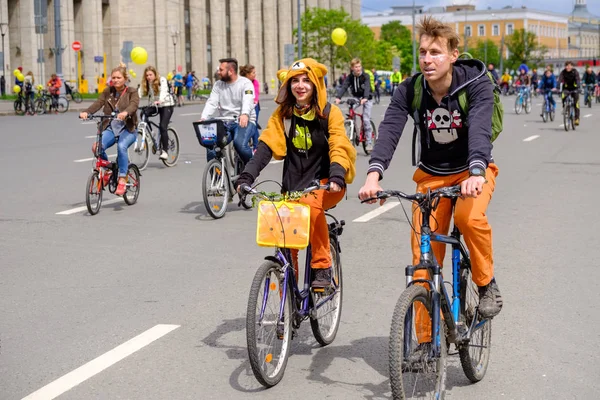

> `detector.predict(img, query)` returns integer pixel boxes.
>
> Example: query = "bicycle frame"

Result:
[134,115,162,153]
[343,100,366,143]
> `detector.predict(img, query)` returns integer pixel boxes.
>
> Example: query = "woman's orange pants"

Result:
[410,164,499,342]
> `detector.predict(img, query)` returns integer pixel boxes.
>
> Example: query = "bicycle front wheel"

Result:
[129,133,150,171]
[344,119,354,142]
[458,266,492,383]
[310,238,343,346]
[14,98,24,115]
[514,97,523,114]
[524,95,532,114]
[85,171,103,215]
[123,164,141,205]
[541,108,548,123]
[563,106,570,131]
[202,158,229,219]
[161,127,180,167]
[246,260,293,387]
[56,96,69,113]
[389,284,447,400]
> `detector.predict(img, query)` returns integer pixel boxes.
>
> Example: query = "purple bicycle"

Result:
[241,182,345,387]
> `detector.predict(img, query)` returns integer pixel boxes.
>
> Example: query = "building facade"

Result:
[0,0,361,94]
[568,0,600,59]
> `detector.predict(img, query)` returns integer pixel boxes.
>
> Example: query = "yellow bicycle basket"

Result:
[256,200,311,249]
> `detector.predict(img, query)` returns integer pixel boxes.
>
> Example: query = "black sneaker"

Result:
[311,268,332,289]
[478,278,502,318]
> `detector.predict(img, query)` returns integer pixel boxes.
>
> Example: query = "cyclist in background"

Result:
[23,71,35,113]
[537,68,557,115]
[390,68,402,96]
[582,65,596,106]
[240,64,262,151]
[80,64,139,196]
[200,57,257,164]
[47,73,62,113]
[173,70,184,107]
[500,69,511,93]
[359,16,503,330]
[335,58,375,151]
[531,68,539,94]
[138,66,176,160]
[236,58,356,288]
[558,61,581,125]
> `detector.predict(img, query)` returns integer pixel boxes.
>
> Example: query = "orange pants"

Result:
[411,164,499,342]
[291,180,345,274]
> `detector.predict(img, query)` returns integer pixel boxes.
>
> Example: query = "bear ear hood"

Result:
[276,58,328,112]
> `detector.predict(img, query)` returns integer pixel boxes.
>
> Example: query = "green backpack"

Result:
[409,54,504,145]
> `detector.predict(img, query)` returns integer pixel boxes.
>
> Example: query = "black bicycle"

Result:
[363,186,493,399]
[129,105,180,170]
[562,90,577,132]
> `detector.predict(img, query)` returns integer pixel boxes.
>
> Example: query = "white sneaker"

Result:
[159,150,168,160]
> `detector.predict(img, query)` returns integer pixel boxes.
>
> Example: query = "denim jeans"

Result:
[100,127,137,177]
[206,121,257,164]
[361,99,374,144]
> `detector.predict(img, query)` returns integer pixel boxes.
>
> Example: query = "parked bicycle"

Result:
[83,114,141,215]
[193,117,252,219]
[129,105,180,170]
[241,181,345,387]
[13,90,35,116]
[65,82,83,103]
[562,90,577,132]
[539,88,556,123]
[363,185,492,399]
[35,89,69,114]
[514,85,531,114]
[339,98,378,156]
[584,84,595,108]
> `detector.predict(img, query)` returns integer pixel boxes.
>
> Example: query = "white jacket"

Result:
[138,76,175,107]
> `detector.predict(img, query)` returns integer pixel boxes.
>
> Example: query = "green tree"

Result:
[505,29,547,71]
[378,20,413,76]
[468,39,501,67]
[295,8,377,80]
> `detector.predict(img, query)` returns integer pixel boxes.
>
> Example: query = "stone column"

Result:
[247,0,263,90]
[351,0,360,20]
[153,0,170,75]
[1,0,12,85]
[306,0,318,10]
[79,0,102,92]
[229,0,245,62]
[263,0,278,94]
[278,0,293,68]
[318,0,330,9]
[330,0,342,10]
[210,0,227,62]
[340,0,351,16]
[59,0,75,85]
[17,0,38,82]
[189,0,207,77]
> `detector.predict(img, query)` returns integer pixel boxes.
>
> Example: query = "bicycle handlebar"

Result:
[361,185,462,204]
[241,181,331,200]
[80,113,117,121]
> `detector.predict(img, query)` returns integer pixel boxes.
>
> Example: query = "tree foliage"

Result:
[296,8,376,80]
[505,29,547,71]
[467,39,501,67]
[378,21,414,76]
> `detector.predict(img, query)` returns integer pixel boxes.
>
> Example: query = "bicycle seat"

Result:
[325,205,336,211]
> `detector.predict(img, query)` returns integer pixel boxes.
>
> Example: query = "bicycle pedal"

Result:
[312,287,325,293]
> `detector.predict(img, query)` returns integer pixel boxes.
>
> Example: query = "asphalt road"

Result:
[1,93,599,400]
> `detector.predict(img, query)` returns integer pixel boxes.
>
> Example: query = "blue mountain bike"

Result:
[366,185,492,399]
[514,85,531,114]
[540,89,556,123]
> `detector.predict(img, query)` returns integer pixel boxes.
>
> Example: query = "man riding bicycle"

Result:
[537,69,557,115]
[358,17,503,325]
[582,65,596,106]
[558,61,581,126]
[335,58,375,151]
[200,57,258,164]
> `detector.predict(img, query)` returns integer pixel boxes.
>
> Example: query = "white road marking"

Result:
[179,112,202,116]
[85,135,96,139]
[80,121,96,125]
[55,198,124,215]
[269,159,284,164]
[353,201,399,222]
[73,154,116,163]
[583,114,592,118]
[21,324,180,400]
[523,135,540,142]
[559,124,564,128]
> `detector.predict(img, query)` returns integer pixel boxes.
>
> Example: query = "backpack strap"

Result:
[408,74,423,166]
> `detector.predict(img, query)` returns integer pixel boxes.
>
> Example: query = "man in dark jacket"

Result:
[359,16,503,323]
[335,58,374,151]
[558,61,581,125]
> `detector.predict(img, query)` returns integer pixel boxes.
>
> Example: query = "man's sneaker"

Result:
[575,119,580,126]
[159,150,169,160]
[478,279,502,318]
[311,268,332,289]
[365,142,374,152]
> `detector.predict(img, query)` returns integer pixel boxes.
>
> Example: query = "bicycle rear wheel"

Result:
[202,158,229,219]
[246,260,292,387]
[129,133,150,171]
[14,98,24,116]
[123,164,141,205]
[72,92,83,103]
[57,96,69,113]
[34,99,47,115]
[458,266,492,383]
[85,171,103,215]
[361,120,377,155]
[161,128,180,167]
[310,238,343,346]
[389,284,446,400]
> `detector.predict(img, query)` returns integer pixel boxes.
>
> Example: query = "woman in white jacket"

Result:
[138,66,175,160]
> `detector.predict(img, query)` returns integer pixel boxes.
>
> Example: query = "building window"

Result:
[465,25,472,37]
[507,24,514,35]
[478,25,485,36]
[492,24,499,36]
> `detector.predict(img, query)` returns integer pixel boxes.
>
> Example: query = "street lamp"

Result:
[170,27,179,74]
[0,22,8,93]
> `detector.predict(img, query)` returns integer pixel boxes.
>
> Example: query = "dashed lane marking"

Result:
[523,135,540,142]
[353,201,400,222]
[56,198,124,215]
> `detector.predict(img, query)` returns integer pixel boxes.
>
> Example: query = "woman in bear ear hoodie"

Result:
[236,58,356,288]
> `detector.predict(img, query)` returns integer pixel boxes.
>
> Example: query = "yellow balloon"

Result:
[13,69,20,76]
[130,47,148,65]
[332,28,347,46]
[13,85,21,94]
[37,84,44,91]
[131,71,137,78]
[16,73,24,82]
[167,72,174,81]
[129,69,134,74]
